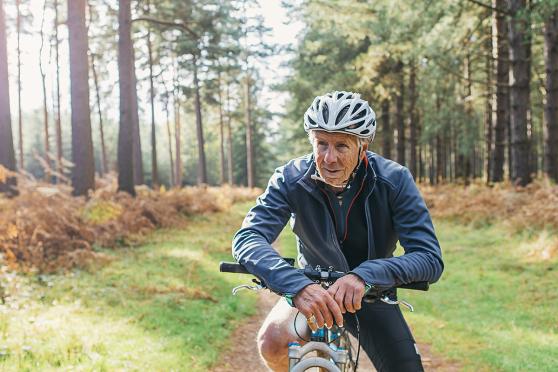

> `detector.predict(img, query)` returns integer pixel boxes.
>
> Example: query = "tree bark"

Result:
[226,79,234,185]
[0,0,17,195]
[53,0,63,181]
[395,61,405,166]
[381,99,391,159]
[68,0,95,196]
[39,0,50,181]
[245,73,254,187]
[117,0,136,196]
[173,56,182,187]
[165,98,174,186]
[90,53,108,176]
[218,69,226,184]
[543,8,558,181]
[409,62,418,177]
[507,0,532,186]
[491,0,510,182]
[147,18,158,188]
[132,58,143,186]
[485,16,493,184]
[192,53,207,185]
[16,0,23,170]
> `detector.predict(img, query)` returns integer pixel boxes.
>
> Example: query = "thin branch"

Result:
[132,16,199,39]
[465,0,511,15]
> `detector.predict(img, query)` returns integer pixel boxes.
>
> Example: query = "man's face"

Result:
[311,130,365,187]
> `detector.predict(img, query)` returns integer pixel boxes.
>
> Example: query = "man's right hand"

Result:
[292,284,344,331]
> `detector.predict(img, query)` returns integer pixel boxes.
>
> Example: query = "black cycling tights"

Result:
[343,300,424,372]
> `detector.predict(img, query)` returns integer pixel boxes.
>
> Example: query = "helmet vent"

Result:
[335,105,350,125]
[322,102,330,123]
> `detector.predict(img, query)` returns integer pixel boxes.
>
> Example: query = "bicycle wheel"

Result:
[290,357,342,372]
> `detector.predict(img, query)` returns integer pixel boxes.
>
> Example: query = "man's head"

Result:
[309,130,368,187]
[304,91,376,187]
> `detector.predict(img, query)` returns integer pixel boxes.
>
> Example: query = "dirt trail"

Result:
[211,292,462,371]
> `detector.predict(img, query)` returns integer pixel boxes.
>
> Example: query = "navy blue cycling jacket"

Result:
[232,151,444,297]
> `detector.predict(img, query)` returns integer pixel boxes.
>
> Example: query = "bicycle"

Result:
[220,259,428,372]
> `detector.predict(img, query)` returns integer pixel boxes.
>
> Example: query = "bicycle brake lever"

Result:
[232,283,264,295]
[380,296,414,312]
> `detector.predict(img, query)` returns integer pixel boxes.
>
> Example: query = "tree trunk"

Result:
[68,0,95,196]
[395,61,405,166]
[90,53,108,176]
[226,79,234,185]
[173,57,182,187]
[409,62,418,177]
[131,61,143,185]
[491,0,510,182]
[53,0,63,181]
[507,0,532,186]
[39,0,50,181]
[0,0,17,195]
[245,73,254,187]
[485,16,493,184]
[381,99,391,159]
[147,22,158,188]
[192,53,207,185]
[164,96,174,186]
[544,8,558,181]
[16,0,23,170]
[117,0,136,196]
[218,69,226,184]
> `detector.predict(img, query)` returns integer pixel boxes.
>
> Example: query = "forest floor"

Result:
[0,201,556,371]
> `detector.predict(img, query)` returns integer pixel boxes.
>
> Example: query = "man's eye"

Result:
[337,144,349,149]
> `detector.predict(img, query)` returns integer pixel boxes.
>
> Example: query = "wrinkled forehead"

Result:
[310,130,359,145]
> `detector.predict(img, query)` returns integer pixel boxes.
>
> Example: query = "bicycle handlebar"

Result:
[219,260,429,292]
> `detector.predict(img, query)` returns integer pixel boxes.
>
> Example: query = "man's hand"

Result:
[327,274,366,314]
[293,284,344,331]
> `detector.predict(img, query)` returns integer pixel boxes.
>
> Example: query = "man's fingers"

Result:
[312,306,326,329]
[325,295,344,327]
[333,288,347,314]
[344,290,356,313]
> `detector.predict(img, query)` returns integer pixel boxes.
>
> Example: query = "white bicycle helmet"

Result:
[304,91,376,141]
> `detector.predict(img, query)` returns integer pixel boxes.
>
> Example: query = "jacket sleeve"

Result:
[350,167,444,288]
[232,166,315,296]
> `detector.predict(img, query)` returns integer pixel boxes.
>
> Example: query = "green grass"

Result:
[1,202,557,371]
[398,221,558,371]
[0,202,259,371]
[278,220,558,371]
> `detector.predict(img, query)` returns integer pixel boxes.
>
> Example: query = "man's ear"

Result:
[361,142,368,155]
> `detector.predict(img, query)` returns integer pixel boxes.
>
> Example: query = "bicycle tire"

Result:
[290,357,342,372]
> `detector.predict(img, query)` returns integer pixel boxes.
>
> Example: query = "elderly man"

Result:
[232,91,443,371]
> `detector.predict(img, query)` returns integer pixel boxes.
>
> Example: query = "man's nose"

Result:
[324,147,337,164]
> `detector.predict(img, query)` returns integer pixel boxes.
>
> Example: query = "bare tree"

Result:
[16,0,23,170]
[507,0,532,185]
[53,0,63,181]
[193,52,207,184]
[146,0,158,188]
[0,0,17,195]
[39,0,50,181]
[395,60,405,166]
[68,0,95,196]
[544,8,558,181]
[117,0,136,195]
[90,53,108,176]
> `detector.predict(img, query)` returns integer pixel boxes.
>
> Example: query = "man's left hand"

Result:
[327,274,366,314]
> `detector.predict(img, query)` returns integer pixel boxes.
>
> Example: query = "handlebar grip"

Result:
[219,262,250,274]
[398,281,429,291]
